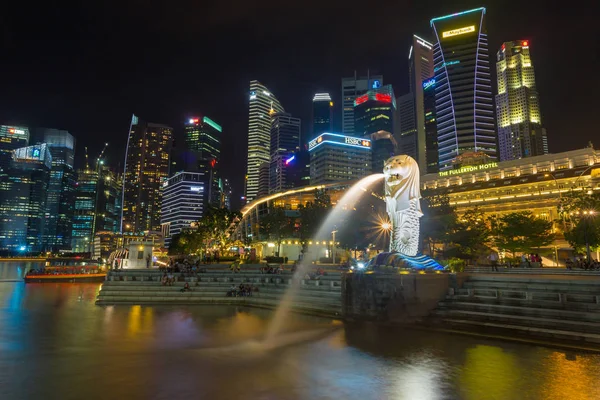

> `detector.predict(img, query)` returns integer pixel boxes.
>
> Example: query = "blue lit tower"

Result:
[431,8,496,170]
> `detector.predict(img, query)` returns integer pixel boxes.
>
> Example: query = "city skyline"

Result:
[0,2,596,209]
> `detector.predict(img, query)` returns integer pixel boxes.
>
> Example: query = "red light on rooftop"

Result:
[355,94,369,105]
[375,93,392,103]
[8,128,15,134]
[522,40,529,46]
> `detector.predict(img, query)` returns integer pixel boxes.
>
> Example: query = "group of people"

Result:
[566,257,600,270]
[202,252,220,264]
[260,264,283,274]
[161,273,176,286]
[304,267,326,280]
[226,283,258,297]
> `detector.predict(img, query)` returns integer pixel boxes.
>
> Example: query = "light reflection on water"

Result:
[1,263,600,399]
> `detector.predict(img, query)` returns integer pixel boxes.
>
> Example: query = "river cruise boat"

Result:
[24,258,106,283]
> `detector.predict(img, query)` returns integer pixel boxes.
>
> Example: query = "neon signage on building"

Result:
[442,25,475,38]
[308,133,371,152]
[438,162,498,177]
[423,78,436,90]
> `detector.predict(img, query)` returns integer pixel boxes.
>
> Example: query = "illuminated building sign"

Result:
[308,133,371,152]
[375,93,392,103]
[423,78,436,90]
[7,127,25,135]
[372,80,381,89]
[33,149,40,158]
[355,94,368,106]
[442,25,475,38]
[434,60,460,72]
[190,186,203,192]
[285,155,295,165]
[203,116,222,132]
[249,91,256,100]
[416,39,432,50]
[188,118,199,124]
[438,162,498,177]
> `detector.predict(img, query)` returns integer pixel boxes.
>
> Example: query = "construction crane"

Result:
[95,142,109,171]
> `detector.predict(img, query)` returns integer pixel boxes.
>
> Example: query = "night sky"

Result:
[0,1,596,209]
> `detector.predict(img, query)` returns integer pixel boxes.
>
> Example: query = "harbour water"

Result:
[1,261,600,400]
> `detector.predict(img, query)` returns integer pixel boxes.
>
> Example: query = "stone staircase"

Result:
[432,275,600,346]
[96,270,342,317]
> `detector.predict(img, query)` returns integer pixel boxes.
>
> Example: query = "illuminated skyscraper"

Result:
[423,78,439,173]
[311,93,333,142]
[269,112,301,193]
[397,35,434,169]
[431,8,496,170]
[496,40,548,160]
[121,114,173,233]
[39,128,76,251]
[341,72,383,135]
[0,125,29,174]
[0,144,52,253]
[183,116,222,207]
[246,80,284,201]
[353,84,396,137]
[309,133,371,184]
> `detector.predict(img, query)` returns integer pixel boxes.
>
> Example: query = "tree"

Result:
[495,211,554,257]
[167,230,206,256]
[565,214,600,260]
[260,206,293,256]
[421,194,458,257]
[196,206,241,252]
[558,191,600,260]
[446,208,491,261]
[297,190,332,243]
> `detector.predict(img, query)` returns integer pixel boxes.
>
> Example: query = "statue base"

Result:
[366,251,444,271]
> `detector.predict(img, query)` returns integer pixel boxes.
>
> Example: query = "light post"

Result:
[582,210,596,262]
[545,172,567,232]
[331,230,338,264]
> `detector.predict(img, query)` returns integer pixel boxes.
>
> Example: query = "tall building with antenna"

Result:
[246,80,284,201]
[341,72,383,136]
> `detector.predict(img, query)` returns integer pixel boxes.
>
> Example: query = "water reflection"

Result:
[0,269,600,399]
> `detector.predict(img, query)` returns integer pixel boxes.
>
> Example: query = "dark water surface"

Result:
[1,262,599,400]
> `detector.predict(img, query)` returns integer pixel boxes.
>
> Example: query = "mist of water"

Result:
[265,173,385,341]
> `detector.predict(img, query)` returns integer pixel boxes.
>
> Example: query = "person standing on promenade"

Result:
[489,251,499,272]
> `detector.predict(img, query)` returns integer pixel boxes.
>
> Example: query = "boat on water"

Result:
[24,258,107,283]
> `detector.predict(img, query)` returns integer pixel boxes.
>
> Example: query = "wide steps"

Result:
[439,318,600,344]
[435,308,600,334]
[444,295,600,313]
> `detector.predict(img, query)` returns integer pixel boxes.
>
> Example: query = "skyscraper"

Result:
[397,35,434,170]
[72,166,122,253]
[353,84,396,138]
[0,125,29,174]
[309,133,372,184]
[161,171,206,248]
[311,93,333,142]
[0,144,52,253]
[246,80,285,201]
[121,114,173,233]
[183,116,222,208]
[423,77,439,173]
[39,128,76,251]
[269,112,301,193]
[431,7,496,170]
[496,40,548,160]
[341,72,383,135]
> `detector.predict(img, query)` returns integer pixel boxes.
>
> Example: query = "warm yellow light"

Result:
[381,222,392,231]
[442,25,475,38]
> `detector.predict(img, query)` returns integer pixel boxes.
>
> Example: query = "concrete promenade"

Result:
[96,265,343,317]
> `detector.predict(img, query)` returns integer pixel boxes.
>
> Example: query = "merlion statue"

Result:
[383,155,422,256]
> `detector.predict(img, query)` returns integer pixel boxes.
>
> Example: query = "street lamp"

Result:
[381,221,392,251]
[582,210,596,262]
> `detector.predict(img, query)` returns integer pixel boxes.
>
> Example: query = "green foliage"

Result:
[446,257,466,273]
[260,205,294,254]
[564,216,600,253]
[421,194,458,255]
[447,208,491,260]
[494,211,554,256]
[297,190,332,242]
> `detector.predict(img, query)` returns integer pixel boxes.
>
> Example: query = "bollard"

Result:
[301,279,306,285]
[315,280,320,286]
[331,281,336,288]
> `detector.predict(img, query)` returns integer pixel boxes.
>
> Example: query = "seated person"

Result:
[180,282,191,292]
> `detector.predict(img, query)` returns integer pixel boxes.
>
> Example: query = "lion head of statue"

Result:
[383,155,422,215]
